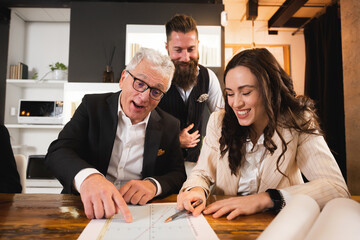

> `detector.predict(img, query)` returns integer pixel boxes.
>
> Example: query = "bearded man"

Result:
[158,14,224,163]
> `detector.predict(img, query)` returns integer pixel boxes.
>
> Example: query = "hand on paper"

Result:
[177,187,206,217]
[119,180,156,205]
[79,173,132,222]
[203,192,273,220]
[179,123,201,148]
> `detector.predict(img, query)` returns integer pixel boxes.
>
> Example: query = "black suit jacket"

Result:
[45,91,186,197]
[0,125,22,193]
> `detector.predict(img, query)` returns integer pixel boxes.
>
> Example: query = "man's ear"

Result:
[165,42,168,51]
[119,70,127,89]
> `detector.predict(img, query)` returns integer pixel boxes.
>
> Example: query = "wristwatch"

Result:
[144,178,158,194]
[266,189,285,211]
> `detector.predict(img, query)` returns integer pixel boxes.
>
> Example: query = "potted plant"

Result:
[49,62,68,80]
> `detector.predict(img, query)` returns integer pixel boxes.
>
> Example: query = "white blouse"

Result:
[237,134,266,195]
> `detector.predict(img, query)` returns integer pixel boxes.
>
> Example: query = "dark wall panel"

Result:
[0,8,11,124]
[68,2,224,83]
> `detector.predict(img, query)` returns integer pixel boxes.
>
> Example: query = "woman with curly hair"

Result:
[177,48,349,220]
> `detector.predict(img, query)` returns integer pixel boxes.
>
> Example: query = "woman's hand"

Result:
[177,187,206,217]
[203,192,273,220]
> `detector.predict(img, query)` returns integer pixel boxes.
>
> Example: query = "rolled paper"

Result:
[305,198,360,240]
[258,194,320,240]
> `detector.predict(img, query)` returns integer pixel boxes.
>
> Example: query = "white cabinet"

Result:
[5,79,66,156]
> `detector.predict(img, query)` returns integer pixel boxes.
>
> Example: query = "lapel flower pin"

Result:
[197,93,209,103]
[157,149,165,156]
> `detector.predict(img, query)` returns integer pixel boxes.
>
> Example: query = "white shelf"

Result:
[26,179,62,188]
[25,188,62,194]
[6,79,67,88]
[5,124,64,129]
[25,178,63,194]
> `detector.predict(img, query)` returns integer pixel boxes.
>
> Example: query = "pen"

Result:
[164,199,203,223]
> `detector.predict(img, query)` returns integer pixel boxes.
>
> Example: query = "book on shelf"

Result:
[258,194,360,240]
[9,62,28,79]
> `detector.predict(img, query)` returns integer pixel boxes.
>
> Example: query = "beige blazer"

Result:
[181,110,350,209]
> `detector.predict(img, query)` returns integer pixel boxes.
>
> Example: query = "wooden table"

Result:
[0,193,276,239]
[2,194,359,239]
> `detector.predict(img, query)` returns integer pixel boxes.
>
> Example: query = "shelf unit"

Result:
[6,79,66,88]
[5,79,66,156]
[6,124,64,129]
[5,80,120,157]
[4,9,71,193]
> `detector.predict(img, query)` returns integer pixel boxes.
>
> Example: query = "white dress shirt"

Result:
[105,103,149,189]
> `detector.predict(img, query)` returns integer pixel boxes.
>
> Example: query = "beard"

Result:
[172,58,199,91]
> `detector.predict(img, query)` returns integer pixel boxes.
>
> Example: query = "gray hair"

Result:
[125,48,174,91]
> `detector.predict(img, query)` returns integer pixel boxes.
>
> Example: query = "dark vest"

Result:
[158,65,209,162]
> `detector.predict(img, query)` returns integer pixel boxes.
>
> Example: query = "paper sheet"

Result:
[78,203,219,240]
[257,194,320,240]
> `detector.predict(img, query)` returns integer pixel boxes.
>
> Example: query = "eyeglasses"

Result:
[126,70,165,101]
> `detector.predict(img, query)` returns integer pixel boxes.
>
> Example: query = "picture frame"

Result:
[224,44,291,76]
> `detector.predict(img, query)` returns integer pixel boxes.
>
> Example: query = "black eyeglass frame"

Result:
[125,70,165,101]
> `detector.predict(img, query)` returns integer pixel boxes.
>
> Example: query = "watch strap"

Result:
[144,178,158,195]
[266,189,285,211]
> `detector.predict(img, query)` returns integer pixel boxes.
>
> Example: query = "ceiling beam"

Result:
[283,17,309,28]
[268,0,308,28]
[0,0,71,8]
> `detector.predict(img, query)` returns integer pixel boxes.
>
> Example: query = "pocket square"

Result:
[157,149,165,156]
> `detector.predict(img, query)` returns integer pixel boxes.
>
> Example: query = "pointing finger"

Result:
[114,193,133,223]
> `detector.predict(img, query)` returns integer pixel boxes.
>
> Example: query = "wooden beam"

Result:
[283,17,309,28]
[268,0,308,28]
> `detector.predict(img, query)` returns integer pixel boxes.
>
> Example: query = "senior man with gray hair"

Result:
[46,48,186,222]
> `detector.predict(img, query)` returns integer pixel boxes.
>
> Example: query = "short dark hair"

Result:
[165,14,198,42]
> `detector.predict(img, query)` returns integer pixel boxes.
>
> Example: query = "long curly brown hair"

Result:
[220,48,322,176]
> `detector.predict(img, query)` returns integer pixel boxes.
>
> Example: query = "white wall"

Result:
[63,82,119,123]
[7,12,26,78]
[224,20,306,95]
[24,22,70,80]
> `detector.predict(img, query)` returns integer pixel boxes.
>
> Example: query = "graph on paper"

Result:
[99,203,202,240]
[78,203,219,240]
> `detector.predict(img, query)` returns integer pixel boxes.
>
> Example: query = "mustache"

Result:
[175,61,190,66]
[173,59,198,66]
[176,61,188,65]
